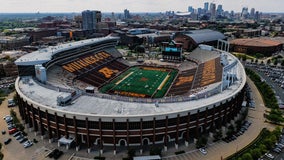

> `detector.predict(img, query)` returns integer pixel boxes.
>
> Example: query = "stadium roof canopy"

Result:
[182,29,226,44]
[175,12,192,16]
[14,36,119,66]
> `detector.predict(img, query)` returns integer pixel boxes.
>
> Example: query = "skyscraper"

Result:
[188,6,194,13]
[210,3,216,20]
[204,2,209,12]
[241,7,249,20]
[124,9,131,19]
[217,5,223,16]
[250,8,255,19]
[255,11,260,21]
[82,10,101,31]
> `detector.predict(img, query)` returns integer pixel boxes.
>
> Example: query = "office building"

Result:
[241,7,249,20]
[210,3,216,20]
[188,6,194,13]
[204,2,209,12]
[217,5,223,16]
[124,9,131,19]
[250,8,255,19]
[82,10,102,31]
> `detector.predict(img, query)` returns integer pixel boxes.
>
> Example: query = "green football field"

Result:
[100,66,178,98]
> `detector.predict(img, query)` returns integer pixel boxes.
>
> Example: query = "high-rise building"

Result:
[210,3,216,20]
[124,9,131,19]
[188,6,194,13]
[82,10,101,31]
[197,8,202,15]
[204,2,209,12]
[241,7,249,19]
[250,8,255,19]
[217,5,223,16]
[255,11,260,21]
[230,11,235,19]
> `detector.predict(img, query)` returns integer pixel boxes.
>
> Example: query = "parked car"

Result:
[16,134,24,140]
[7,99,15,107]
[4,138,12,145]
[19,137,28,143]
[8,125,16,130]
[8,128,17,134]
[3,115,13,123]
[23,140,33,148]
[199,148,207,155]
[3,115,11,120]
[265,153,274,159]
[12,131,22,137]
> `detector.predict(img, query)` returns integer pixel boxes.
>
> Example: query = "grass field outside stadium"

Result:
[100,66,178,98]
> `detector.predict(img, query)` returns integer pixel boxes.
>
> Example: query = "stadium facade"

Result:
[15,36,246,154]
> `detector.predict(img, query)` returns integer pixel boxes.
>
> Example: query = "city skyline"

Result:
[0,0,283,13]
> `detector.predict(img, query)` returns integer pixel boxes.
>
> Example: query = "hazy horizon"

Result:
[0,0,283,13]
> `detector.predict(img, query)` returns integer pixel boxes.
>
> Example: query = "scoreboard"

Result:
[161,41,183,60]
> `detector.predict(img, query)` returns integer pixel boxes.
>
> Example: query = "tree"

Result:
[196,135,208,148]
[226,124,235,137]
[127,148,136,160]
[267,59,271,65]
[250,148,262,160]
[150,147,162,156]
[0,152,3,160]
[235,120,242,130]
[267,109,284,124]
[242,55,247,62]
[241,153,253,160]
[273,60,278,66]
[10,109,16,117]
[213,130,222,141]
[258,144,267,154]
[255,59,258,64]
[272,126,281,138]
[13,94,18,105]
[263,137,274,150]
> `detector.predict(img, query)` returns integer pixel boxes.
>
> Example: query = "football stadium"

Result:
[14,36,246,154]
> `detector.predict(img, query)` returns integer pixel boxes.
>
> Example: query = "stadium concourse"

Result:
[14,36,246,155]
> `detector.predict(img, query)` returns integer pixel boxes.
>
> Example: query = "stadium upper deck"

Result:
[15,36,119,66]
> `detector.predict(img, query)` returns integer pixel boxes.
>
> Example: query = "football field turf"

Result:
[100,66,178,98]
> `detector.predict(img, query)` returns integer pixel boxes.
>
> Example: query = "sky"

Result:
[0,0,283,13]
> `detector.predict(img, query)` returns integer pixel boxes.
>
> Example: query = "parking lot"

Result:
[0,93,99,160]
[246,63,284,106]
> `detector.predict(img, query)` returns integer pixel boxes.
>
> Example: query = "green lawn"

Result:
[100,66,177,98]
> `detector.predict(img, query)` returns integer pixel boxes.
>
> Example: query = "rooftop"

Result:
[182,29,226,44]
[230,38,282,47]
